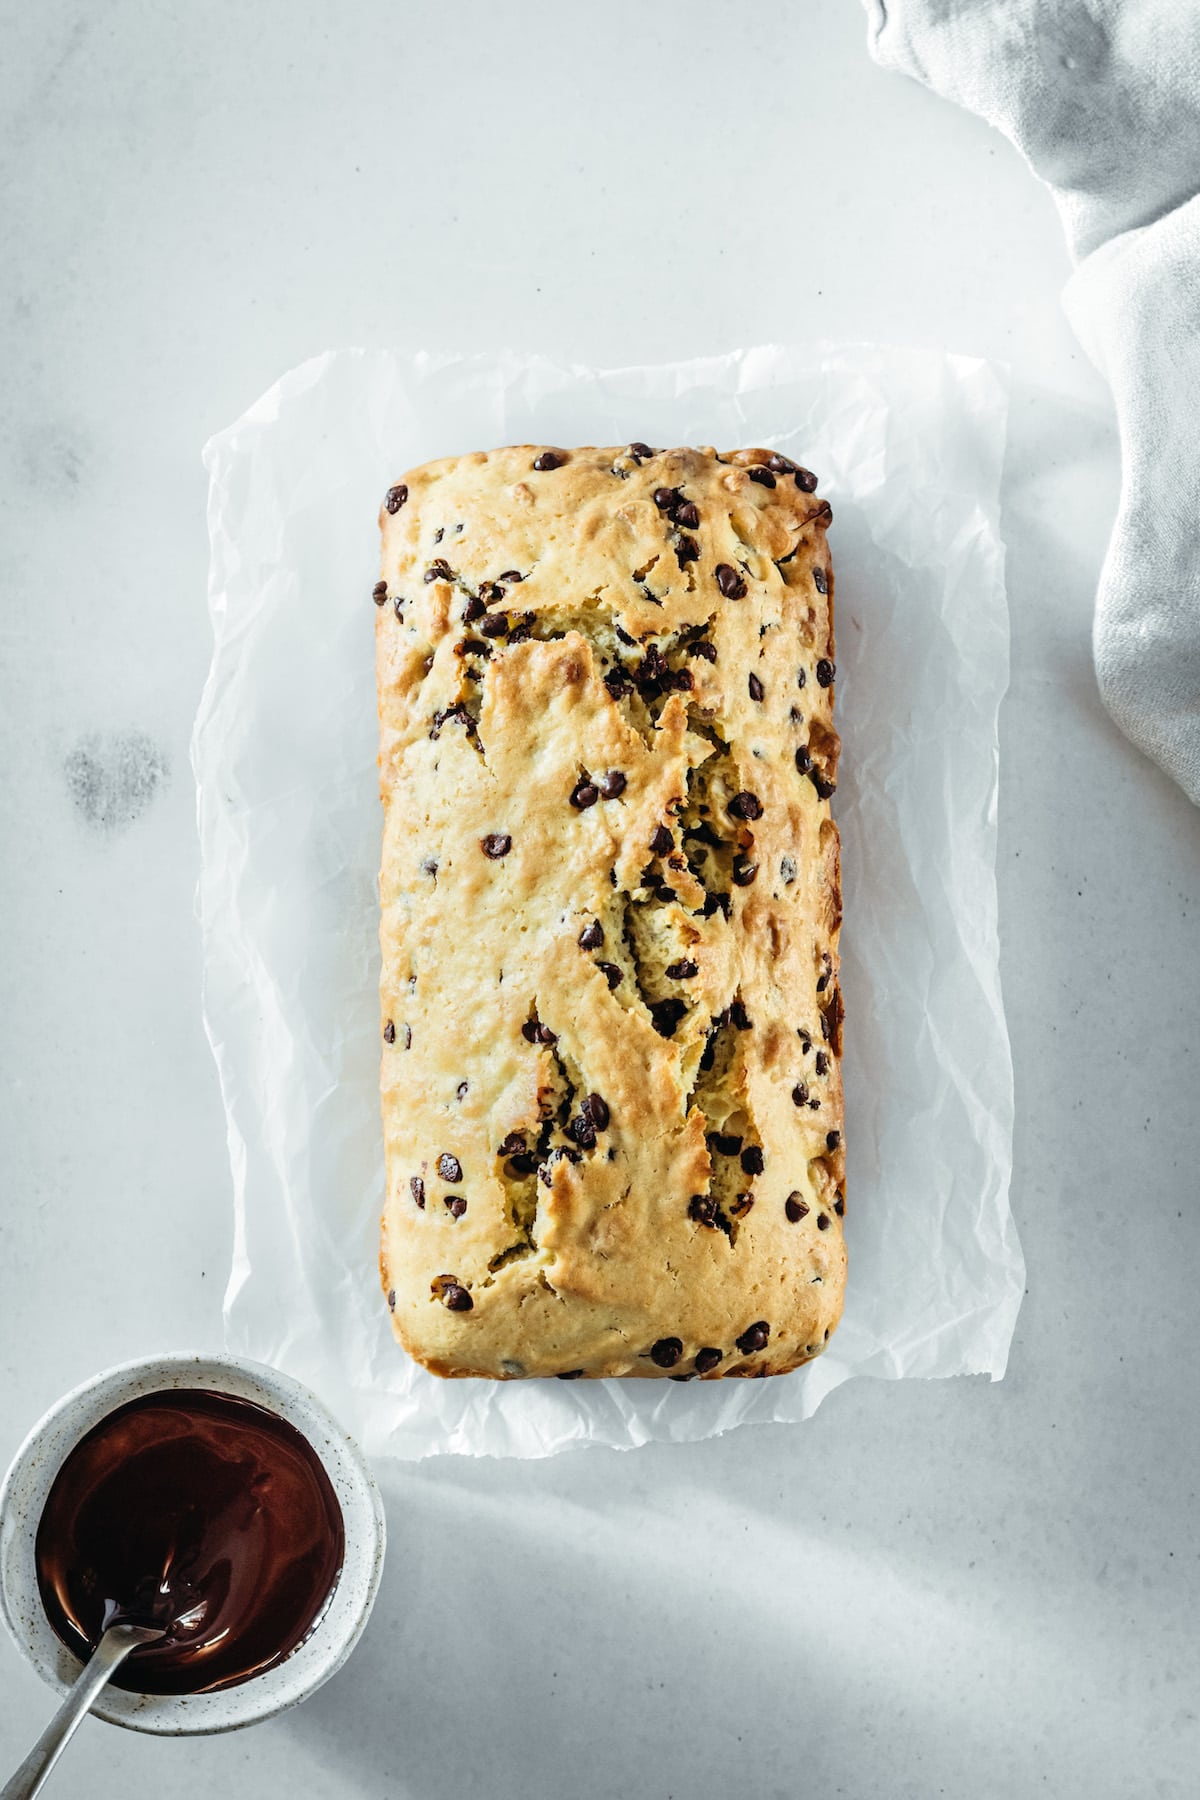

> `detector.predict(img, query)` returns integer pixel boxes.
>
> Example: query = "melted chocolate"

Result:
[35,1389,345,1695]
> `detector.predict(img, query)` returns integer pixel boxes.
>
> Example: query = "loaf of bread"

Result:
[376,443,844,1380]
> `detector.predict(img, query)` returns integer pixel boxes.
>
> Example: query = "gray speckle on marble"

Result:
[63,731,169,834]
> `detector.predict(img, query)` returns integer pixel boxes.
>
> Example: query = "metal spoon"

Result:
[1,1623,165,1800]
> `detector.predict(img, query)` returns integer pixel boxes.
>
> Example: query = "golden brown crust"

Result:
[376,444,844,1380]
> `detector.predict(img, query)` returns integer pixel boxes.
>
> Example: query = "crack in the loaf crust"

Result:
[620,894,657,1019]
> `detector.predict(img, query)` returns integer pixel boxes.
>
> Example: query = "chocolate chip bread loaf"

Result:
[376,443,845,1380]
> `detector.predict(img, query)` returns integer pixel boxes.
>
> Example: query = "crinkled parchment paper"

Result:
[193,346,1021,1458]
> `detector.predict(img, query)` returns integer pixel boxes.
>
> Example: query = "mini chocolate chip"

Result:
[596,768,627,801]
[533,451,565,471]
[816,658,836,688]
[604,669,632,699]
[480,612,509,637]
[578,920,604,950]
[387,1288,396,1309]
[728,791,763,820]
[556,1369,585,1380]
[767,453,796,474]
[688,1193,717,1227]
[785,1193,809,1223]
[423,654,434,673]
[393,595,405,619]
[629,441,655,459]
[675,535,699,567]
[462,594,486,623]
[813,567,828,595]
[711,1133,742,1156]
[665,959,698,979]
[497,569,523,584]
[826,1130,841,1151]
[425,558,453,583]
[650,824,673,855]
[811,769,837,799]
[732,856,758,886]
[690,640,718,662]
[649,997,688,1038]
[582,1092,610,1131]
[456,1081,469,1100]
[536,1023,557,1044]
[385,484,408,514]
[650,1336,683,1368]
[700,891,732,920]
[420,856,439,877]
[748,467,776,488]
[740,1145,764,1176]
[792,1082,809,1106]
[567,1114,597,1151]
[438,1153,463,1183]
[715,563,748,600]
[410,1176,426,1209]
[653,486,680,511]
[730,999,752,1030]
[498,1133,526,1157]
[672,667,695,691]
[596,961,623,990]
[695,1347,722,1373]
[482,833,512,859]
[816,972,829,995]
[736,1320,770,1353]
[834,1195,845,1216]
[441,1281,473,1311]
[383,1020,396,1044]
[571,778,599,809]
[817,1212,830,1231]
[373,581,388,606]
[615,626,636,647]
[809,1098,820,1111]
[815,1050,829,1075]
[728,1193,754,1219]
[748,673,765,702]
[403,1024,412,1049]
[445,1196,467,1218]
[796,667,808,689]
[794,467,818,492]
[780,855,797,884]
[654,884,677,902]
[795,745,813,774]
[506,1153,537,1176]
[674,501,700,529]
[669,1372,697,1382]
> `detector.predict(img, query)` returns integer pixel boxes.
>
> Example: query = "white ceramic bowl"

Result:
[0,1353,386,1734]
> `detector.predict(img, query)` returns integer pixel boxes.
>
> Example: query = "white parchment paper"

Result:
[194,345,1021,1459]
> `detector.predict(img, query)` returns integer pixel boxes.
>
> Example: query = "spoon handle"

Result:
[1,1624,162,1800]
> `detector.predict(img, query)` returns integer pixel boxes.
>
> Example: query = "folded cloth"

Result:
[866,0,1200,804]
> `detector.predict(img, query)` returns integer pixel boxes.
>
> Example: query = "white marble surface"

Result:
[1,3,1197,1795]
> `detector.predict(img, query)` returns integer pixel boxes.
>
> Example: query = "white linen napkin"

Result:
[866,0,1200,804]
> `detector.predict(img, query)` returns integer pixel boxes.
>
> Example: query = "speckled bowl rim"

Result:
[0,1353,386,1734]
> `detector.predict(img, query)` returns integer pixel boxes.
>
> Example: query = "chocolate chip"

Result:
[387,1288,396,1309]
[816,658,836,688]
[792,1082,809,1106]
[533,451,565,471]
[711,1133,742,1156]
[403,1024,412,1049]
[482,833,512,859]
[596,961,623,990]
[460,637,490,657]
[740,1145,764,1176]
[794,467,818,493]
[385,484,408,514]
[694,1347,722,1373]
[537,1023,557,1044]
[785,1193,809,1222]
[456,1081,469,1100]
[571,778,599,810]
[650,824,674,855]
[445,1196,467,1218]
[604,669,632,699]
[441,1281,473,1311]
[498,570,524,584]
[715,563,748,600]
[813,567,828,596]
[748,673,764,702]
[578,920,604,950]
[826,1130,841,1151]
[629,442,655,459]
[410,1176,426,1210]
[732,856,758,887]
[834,1195,845,1216]
[815,1050,829,1075]
[730,999,752,1030]
[425,558,453,583]
[670,1372,697,1382]
[393,595,405,619]
[383,1020,396,1044]
[728,791,762,820]
[811,769,836,799]
[690,640,718,662]
[556,1369,585,1380]
[728,1193,754,1219]
[796,667,808,689]
[795,745,813,774]
[498,1133,526,1157]
[567,1114,597,1150]
[700,891,732,920]
[809,1098,820,1111]
[748,467,776,488]
[798,1031,812,1054]
[480,612,509,637]
[671,667,695,692]
[373,581,388,606]
[653,486,679,511]
[817,1212,830,1231]
[506,1154,537,1176]
[595,773,627,809]
[780,855,797,884]
[675,535,699,567]
[665,959,698,979]
[688,1194,717,1228]
[420,856,439,878]
[582,1092,610,1131]
[674,501,700,529]
[736,1320,770,1353]
[649,997,688,1038]
[437,1153,463,1184]
[649,1336,683,1368]
[462,594,485,624]
[767,453,796,474]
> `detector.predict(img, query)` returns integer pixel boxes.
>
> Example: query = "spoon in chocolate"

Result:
[1,1621,165,1800]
